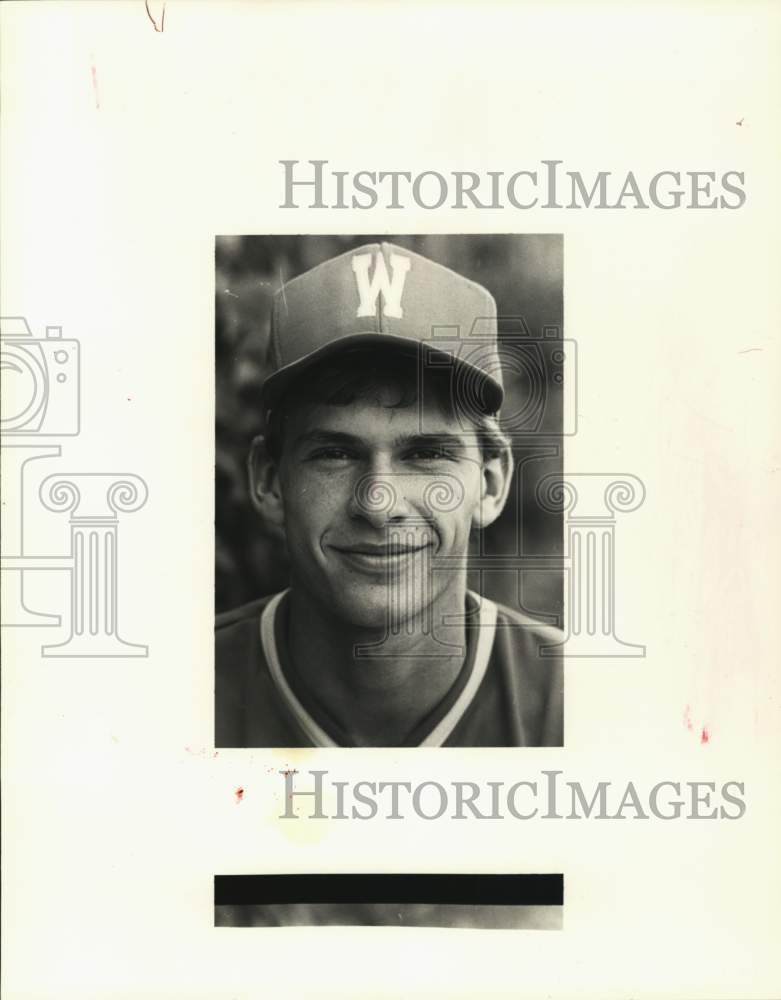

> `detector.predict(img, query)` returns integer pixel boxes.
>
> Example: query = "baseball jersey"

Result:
[215,589,563,747]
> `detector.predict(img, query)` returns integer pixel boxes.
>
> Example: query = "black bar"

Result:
[214,874,562,907]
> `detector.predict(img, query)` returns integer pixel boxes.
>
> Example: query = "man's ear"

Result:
[248,435,286,536]
[471,443,513,530]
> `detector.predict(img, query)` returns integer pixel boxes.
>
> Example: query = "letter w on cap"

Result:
[352,251,411,319]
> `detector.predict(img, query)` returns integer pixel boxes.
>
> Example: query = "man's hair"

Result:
[264,345,510,463]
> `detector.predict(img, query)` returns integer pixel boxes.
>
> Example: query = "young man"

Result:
[216,241,563,748]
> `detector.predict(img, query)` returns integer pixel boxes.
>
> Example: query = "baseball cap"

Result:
[261,242,504,415]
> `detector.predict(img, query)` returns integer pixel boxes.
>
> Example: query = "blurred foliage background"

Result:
[216,234,563,623]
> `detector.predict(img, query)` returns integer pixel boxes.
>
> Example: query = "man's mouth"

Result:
[336,543,431,555]
[329,540,433,572]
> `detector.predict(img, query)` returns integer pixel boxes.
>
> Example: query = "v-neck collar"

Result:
[258,590,498,748]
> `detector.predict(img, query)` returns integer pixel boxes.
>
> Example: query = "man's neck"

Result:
[286,580,469,747]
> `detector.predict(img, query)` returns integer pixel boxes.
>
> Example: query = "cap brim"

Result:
[260,332,504,415]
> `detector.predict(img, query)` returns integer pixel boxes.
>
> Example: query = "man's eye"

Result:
[308,448,353,461]
[406,448,455,462]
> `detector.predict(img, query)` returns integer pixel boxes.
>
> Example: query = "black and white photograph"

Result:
[215,235,565,748]
[4,1,780,996]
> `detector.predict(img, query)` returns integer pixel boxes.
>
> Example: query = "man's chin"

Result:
[328,591,429,633]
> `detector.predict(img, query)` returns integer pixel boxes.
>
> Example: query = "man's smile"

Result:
[328,539,434,573]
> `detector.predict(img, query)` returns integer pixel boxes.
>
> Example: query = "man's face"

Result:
[273,392,488,630]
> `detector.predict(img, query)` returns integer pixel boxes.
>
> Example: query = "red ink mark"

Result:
[700,727,710,744]
[145,0,166,32]
[683,705,693,732]
[234,787,244,803]
[90,58,100,110]
[280,768,298,778]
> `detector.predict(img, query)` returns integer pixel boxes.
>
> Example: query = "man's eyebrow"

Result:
[292,430,363,449]
[291,430,472,451]
[397,433,470,451]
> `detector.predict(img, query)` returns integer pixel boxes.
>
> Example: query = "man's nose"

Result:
[347,470,413,528]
